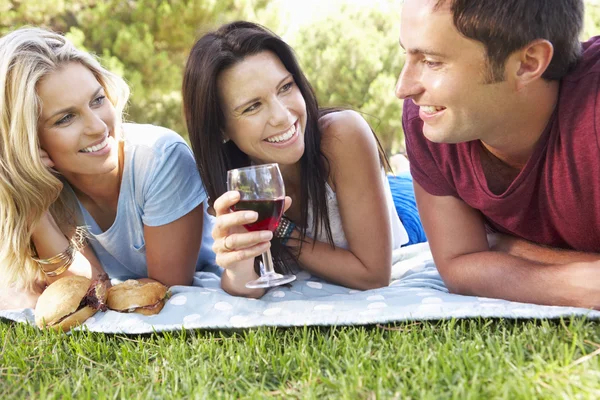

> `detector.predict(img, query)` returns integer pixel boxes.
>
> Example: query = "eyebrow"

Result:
[399,38,447,58]
[233,74,293,113]
[45,86,104,123]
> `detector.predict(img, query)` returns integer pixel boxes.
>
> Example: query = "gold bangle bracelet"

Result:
[31,227,88,277]
[32,243,73,265]
[39,248,75,277]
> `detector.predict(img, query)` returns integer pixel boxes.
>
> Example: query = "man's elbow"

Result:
[436,264,474,296]
[444,282,471,296]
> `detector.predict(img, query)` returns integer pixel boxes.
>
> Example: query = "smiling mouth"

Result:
[265,121,298,143]
[79,136,109,153]
[420,105,446,115]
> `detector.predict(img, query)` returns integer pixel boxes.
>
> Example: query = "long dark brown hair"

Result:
[182,21,388,273]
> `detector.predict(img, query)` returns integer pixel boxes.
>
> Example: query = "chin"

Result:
[282,148,304,165]
[292,140,305,158]
[422,126,463,144]
[94,161,119,175]
[422,128,448,144]
[259,145,305,166]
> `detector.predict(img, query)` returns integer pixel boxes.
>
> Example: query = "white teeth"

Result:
[421,106,445,114]
[80,136,109,153]
[266,123,296,143]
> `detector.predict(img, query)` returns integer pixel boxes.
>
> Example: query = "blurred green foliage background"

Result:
[2,0,600,154]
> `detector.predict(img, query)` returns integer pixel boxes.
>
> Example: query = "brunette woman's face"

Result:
[37,62,119,179]
[217,51,307,166]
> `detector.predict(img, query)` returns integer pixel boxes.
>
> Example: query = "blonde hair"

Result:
[0,27,130,290]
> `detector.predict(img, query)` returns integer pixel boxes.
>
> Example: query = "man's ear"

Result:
[509,39,554,90]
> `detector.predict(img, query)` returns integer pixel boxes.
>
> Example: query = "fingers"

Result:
[211,190,274,268]
[213,191,240,216]
[39,148,54,168]
[212,230,273,268]
[212,190,258,237]
[215,241,271,268]
[215,230,273,253]
[212,208,258,239]
[283,196,292,212]
[137,278,160,284]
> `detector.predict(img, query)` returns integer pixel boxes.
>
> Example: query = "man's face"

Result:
[395,0,513,144]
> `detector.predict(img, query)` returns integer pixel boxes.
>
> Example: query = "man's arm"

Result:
[414,182,600,309]
[488,233,600,264]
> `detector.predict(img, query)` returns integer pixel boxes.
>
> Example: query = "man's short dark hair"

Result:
[435,0,584,82]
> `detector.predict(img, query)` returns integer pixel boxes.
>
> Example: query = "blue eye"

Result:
[55,114,74,126]
[280,82,293,92]
[92,95,106,106]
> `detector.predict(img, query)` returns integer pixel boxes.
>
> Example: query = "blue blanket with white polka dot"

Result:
[2,242,598,333]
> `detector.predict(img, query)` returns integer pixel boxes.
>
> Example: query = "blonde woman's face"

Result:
[37,62,119,179]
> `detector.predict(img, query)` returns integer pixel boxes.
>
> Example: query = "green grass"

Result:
[1,318,599,399]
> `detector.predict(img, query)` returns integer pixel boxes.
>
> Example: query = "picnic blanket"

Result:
[2,242,598,333]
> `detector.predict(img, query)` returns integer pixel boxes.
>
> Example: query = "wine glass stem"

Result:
[261,247,276,275]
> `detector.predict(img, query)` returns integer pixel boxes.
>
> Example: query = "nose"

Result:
[84,108,108,136]
[268,97,292,127]
[395,62,424,100]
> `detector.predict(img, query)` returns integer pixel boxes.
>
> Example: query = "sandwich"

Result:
[35,275,108,332]
[106,279,169,315]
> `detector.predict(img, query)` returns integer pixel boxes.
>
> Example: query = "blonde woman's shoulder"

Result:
[122,123,188,152]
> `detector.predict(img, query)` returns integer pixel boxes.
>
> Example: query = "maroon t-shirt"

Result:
[404,37,600,252]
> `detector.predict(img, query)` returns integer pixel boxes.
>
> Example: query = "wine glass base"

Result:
[245,272,296,289]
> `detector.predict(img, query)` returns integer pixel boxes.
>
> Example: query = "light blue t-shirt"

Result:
[68,123,216,280]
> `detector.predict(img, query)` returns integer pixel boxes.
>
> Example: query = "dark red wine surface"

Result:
[232,198,284,232]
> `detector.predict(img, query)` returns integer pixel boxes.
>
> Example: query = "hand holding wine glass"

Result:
[212,163,296,289]
[212,191,273,268]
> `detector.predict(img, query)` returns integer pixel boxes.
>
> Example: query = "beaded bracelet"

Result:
[275,216,296,246]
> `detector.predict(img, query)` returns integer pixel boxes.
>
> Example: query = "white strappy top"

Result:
[306,171,408,250]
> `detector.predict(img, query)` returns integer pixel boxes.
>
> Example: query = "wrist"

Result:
[32,227,88,278]
[223,259,258,279]
[221,262,264,298]
[556,262,600,309]
[275,216,296,245]
[33,241,75,277]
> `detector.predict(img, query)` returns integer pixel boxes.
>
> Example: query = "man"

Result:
[396,0,599,309]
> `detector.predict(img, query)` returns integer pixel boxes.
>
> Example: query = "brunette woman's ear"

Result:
[221,129,230,144]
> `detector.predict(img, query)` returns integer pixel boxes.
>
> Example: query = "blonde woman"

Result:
[0,27,215,310]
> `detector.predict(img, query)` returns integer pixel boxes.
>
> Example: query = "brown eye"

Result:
[243,103,260,113]
[423,60,441,68]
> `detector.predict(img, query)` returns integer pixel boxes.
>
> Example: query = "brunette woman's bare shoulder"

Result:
[318,110,380,188]
[319,110,366,138]
[319,110,378,158]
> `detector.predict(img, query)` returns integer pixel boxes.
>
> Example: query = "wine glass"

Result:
[227,163,296,288]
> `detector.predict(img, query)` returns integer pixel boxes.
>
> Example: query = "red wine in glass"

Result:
[232,198,285,232]
[227,163,296,288]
